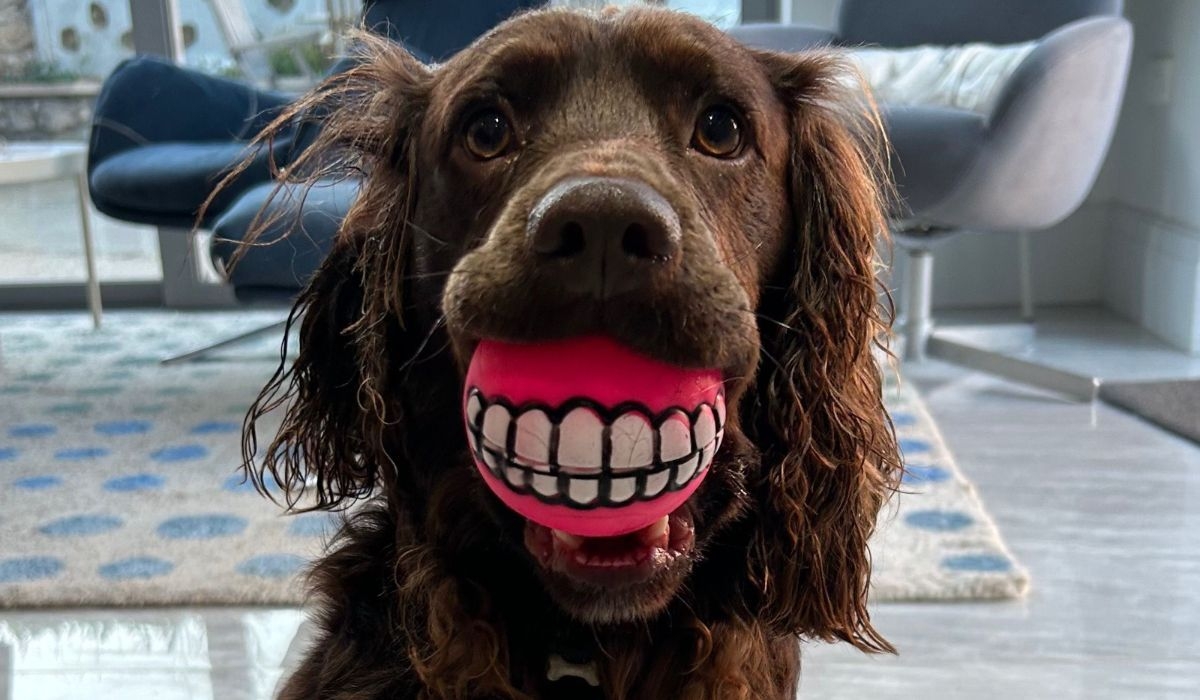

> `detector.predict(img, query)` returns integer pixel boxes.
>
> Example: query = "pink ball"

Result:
[464,336,725,537]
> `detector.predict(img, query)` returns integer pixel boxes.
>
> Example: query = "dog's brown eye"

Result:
[464,110,513,160]
[692,106,743,158]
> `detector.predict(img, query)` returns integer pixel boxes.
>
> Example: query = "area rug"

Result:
[1100,379,1200,445]
[0,311,1026,606]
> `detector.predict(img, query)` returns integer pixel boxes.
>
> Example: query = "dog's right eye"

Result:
[464,110,514,160]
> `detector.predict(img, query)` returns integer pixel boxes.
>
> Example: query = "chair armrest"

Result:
[726,23,839,52]
[931,16,1132,230]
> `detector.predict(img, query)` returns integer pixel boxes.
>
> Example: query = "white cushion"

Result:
[848,41,1036,115]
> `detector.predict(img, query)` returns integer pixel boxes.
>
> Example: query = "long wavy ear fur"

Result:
[747,51,901,653]
[217,32,433,511]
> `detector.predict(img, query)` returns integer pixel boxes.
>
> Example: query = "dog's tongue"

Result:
[464,336,724,537]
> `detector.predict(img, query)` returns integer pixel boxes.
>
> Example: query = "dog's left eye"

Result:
[464,110,514,160]
[692,105,744,158]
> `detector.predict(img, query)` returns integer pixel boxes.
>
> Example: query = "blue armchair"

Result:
[87,0,542,360]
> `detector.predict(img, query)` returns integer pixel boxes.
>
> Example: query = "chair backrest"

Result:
[363,0,543,61]
[838,0,1123,47]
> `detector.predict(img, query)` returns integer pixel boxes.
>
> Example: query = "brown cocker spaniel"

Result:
[235,6,901,699]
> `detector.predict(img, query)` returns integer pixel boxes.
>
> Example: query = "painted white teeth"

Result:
[466,393,483,428]
[483,449,501,475]
[568,478,598,505]
[531,473,558,497]
[659,412,692,462]
[514,409,553,466]
[557,407,604,468]
[608,476,637,504]
[694,405,716,450]
[481,404,511,450]
[644,469,670,498]
[674,454,699,486]
[469,390,725,508]
[609,413,654,471]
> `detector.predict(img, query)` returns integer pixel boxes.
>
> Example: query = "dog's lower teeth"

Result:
[643,516,669,543]
[552,529,585,548]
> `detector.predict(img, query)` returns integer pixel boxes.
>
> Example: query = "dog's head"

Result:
[244,6,898,653]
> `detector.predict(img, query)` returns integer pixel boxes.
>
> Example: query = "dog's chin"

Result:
[522,501,698,625]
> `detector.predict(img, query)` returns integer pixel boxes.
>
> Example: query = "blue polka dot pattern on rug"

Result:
[899,437,932,454]
[54,447,110,460]
[942,553,1013,573]
[191,420,239,435]
[8,423,56,438]
[104,474,165,492]
[223,473,283,494]
[77,385,124,397]
[95,419,152,436]
[46,402,92,415]
[236,553,306,579]
[98,556,174,580]
[38,514,123,537]
[902,464,952,484]
[0,447,20,461]
[890,412,917,427]
[151,444,208,462]
[0,556,64,583]
[13,475,61,490]
[157,514,247,539]
[288,513,338,537]
[905,510,974,532]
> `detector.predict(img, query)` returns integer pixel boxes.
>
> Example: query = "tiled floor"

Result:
[2,307,1198,699]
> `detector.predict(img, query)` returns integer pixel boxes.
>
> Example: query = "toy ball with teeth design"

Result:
[464,336,725,538]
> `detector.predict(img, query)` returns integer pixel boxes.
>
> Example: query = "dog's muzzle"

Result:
[464,336,725,537]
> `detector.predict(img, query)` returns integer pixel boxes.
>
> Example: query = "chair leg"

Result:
[1017,230,1035,321]
[160,320,288,365]
[902,247,935,361]
[157,227,237,309]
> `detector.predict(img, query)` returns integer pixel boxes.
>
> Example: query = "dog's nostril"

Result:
[552,222,586,258]
[621,223,668,261]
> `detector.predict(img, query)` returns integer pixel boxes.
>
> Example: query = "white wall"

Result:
[1100,0,1200,352]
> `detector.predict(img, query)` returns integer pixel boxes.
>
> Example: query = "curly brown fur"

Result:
[221,7,901,699]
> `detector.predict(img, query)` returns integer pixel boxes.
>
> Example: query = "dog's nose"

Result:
[527,177,681,299]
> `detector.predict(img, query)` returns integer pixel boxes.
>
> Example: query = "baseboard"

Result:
[1104,202,1200,353]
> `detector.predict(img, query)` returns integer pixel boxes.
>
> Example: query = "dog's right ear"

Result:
[243,235,372,509]
[233,35,434,510]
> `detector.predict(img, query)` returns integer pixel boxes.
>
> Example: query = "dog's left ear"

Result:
[744,50,901,652]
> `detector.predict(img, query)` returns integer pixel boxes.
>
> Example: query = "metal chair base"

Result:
[898,243,1101,402]
[160,319,288,365]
